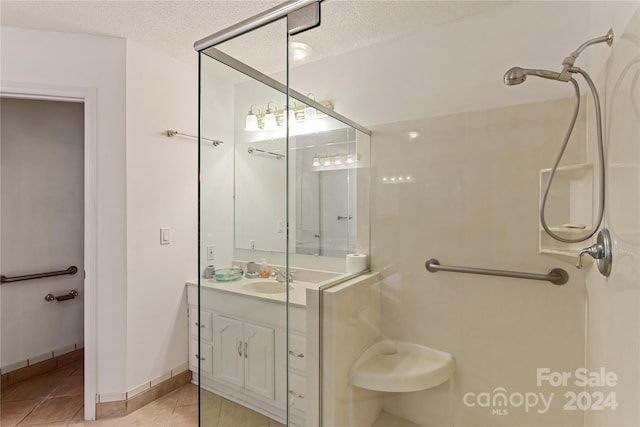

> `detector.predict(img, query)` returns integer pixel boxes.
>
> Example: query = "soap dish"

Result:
[215,268,243,282]
[245,272,259,279]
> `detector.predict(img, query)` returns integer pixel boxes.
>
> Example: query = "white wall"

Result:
[1,98,84,369]
[124,40,198,391]
[585,6,640,426]
[289,1,598,127]
[0,26,128,396]
[1,27,203,404]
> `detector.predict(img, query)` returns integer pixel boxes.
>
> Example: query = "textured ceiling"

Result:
[0,0,509,67]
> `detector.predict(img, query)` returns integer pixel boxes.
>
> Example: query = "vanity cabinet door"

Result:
[244,322,275,400]
[213,316,244,388]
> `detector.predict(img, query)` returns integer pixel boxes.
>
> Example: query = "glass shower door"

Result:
[198,17,289,427]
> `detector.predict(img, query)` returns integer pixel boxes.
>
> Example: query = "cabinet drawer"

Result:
[288,372,306,414]
[190,308,212,342]
[190,338,213,374]
[288,334,306,373]
[289,307,306,334]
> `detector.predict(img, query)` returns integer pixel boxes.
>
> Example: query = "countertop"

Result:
[186,276,317,307]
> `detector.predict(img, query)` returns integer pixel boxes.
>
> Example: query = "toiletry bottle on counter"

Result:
[259,259,270,278]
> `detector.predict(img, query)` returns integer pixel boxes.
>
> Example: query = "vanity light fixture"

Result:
[312,153,360,169]
[243,97,333,132]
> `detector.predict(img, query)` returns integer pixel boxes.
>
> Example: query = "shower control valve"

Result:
[576,244,603,269]
[575,229,612,277]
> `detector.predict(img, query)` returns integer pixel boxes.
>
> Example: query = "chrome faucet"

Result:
[271,268,295,282]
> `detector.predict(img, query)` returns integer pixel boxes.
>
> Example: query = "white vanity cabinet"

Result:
[213,315,275,400]
[186,282,308,425]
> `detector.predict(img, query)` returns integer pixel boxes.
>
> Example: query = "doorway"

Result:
[1,97,86,424]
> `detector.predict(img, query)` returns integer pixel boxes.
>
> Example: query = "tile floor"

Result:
[1,359,285,427]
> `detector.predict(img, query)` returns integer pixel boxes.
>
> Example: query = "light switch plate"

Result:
[160,227,170,245]
[206,245,215,260]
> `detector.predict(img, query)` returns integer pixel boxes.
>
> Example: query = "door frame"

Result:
[1,81,98,420]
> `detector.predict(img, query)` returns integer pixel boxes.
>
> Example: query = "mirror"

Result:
[234,126,363,260]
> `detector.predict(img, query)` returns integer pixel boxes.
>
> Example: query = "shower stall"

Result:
[194,1,639,426]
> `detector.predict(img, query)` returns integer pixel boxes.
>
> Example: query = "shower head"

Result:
[504,67,527,85]
[503,67,562,86]
[504,29,614,87]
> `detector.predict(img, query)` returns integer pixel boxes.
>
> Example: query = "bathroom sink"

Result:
[244,281,292,294]
[350,340,455,392]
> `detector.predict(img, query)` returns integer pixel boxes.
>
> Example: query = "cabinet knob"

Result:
[195,354,205,361]
[288,350,305,358]
[289,390,305,399]
[195,322,205,328]
[243,342,248,358]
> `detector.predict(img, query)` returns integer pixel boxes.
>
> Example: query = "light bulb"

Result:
[312,157,320,167]
[264,112,277,130]
[346,155,354,164]
[245,114,259,131]
[304,106,319,128]
[288,110,297,128]
[323,158,331,166]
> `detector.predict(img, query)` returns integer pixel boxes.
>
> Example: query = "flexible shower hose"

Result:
[539,68,605,243]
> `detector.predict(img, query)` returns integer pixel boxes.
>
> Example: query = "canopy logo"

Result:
[463,388,553,415]
[463,368,618,416]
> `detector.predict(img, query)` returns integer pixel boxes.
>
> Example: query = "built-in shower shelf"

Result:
[349,340,454,392]
[539,163,594,257]
[547,226,589,235]
[540,248,581,257]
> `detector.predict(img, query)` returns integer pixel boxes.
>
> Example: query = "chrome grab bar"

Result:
[1,266,78,284]
[425,258,569,286]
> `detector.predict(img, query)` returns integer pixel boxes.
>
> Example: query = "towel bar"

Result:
[45,290,79,302]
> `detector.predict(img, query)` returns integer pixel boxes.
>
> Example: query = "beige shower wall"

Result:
[370,97,589,427]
